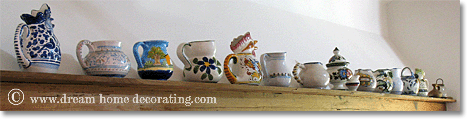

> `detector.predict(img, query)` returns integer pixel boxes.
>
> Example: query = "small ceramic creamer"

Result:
[133,40,173,80]
[177,40,223,83]
[373,69,393,94]
[224,32,262,85]
[326,47,352,90]
[415,68,429,97]
[14,3,61,73]
[356,69,377,92]
[76,40,130,77]
[293,62,330,89]
[401,67,419,96]
[390,68,404,95]
[346,75,360,91]
[260,52,291,87]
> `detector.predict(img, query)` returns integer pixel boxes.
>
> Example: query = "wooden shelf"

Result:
[0,70,455,111]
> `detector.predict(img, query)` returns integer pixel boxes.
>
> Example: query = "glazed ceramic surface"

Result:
[134,40,173,80]
[390,68,404,95]
[429,78,447,98]
[373,69,393,94]
[356,69,377,92]
[401,67,419,96]
[293,62,330,89]
[260,52,291,87]
[415,68,429,97]
[326,47,352,90]
[14,4,61,73]
[76,40,130,77]
[346,75,360,91]
[224,32,262,85]
[177,40,222,83]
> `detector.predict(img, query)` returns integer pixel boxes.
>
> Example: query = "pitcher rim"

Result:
[265,52,286,55]
[189,40,215,43]
[91,40,121,44]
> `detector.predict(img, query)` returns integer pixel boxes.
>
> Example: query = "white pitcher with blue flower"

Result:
[177,40,223,83]
[14,3,61,73]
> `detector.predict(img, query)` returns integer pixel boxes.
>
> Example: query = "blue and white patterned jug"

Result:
[14,3,61,73]
[401,67,420,96]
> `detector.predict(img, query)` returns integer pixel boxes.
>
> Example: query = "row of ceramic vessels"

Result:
[13,4,448,98]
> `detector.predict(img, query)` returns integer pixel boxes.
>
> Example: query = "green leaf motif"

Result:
[217,67,222,74]
[183,71,185,77]
[201,73,208,80]
[193,58,198,64]
[208,74,213,80]
[212,57,217,62]
[185,66,192,71]
[216,61,221,66]
[194,65,199,74]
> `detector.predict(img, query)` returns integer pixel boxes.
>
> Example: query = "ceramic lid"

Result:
[326,47,349,67]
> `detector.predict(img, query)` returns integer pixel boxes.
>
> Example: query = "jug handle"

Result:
[76,40,94,69]
[177,43,192,71]
[292,63,305,85]
[224,54,238,84]
[401,67,414,77]
[260,54,268,78]
[14,23,31,68]
[133,41,148,69]
[436,78,444,85]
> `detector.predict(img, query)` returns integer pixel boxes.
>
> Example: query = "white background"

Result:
[0,0,463,117]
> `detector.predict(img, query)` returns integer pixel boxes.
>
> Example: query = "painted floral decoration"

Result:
[184,57,222,80]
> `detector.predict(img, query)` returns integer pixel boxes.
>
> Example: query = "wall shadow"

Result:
[0,49,20,71]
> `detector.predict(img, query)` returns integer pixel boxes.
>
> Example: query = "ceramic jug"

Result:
[346,75,360,91]
[76,40,130,77]
[14,4,61,73]
[224,32,262,85]
[356,69,377,92]
[177,40,223,83]
[390,68,404,95]
[373,69,394,94]
[428,78,447,98]
[260,52,291,87]
[293,62,330,89]
[415,68,429,97]
[326,47,352,90]
[401,67,419,96]
[134,40,173,80]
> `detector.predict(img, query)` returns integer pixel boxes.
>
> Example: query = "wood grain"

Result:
[0,70,455,111]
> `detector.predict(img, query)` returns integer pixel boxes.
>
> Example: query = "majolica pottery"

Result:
[76,40,130,77]
[224,32,262,85]
[134,40,173,80]
[373,69,393,93]
[390,68,403,95]
[326,47,352,90]
[177,40,222,83]
[14,4,61,73]
[415,68,429,97]
[260,52,291,87]
[356,69,377,92]
[401,67,419,96]
[346,75,360,91]
[293,62,330,89]
[428,78,447,98]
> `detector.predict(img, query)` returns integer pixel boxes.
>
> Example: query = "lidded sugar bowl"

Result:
[325,47,353,90]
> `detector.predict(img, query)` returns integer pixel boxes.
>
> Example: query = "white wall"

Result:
[386,0,460,111]
[0,0,459,111]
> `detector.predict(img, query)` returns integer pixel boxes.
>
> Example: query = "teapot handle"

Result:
[176,43,192,71]
[260,53,268,78]
[224,54,238,84]
[401,67,414,77]
[14,23,31,69]
[133,41,148,69]
[436,78,444,85]
[292,63,305,85]
[76,40,94,69]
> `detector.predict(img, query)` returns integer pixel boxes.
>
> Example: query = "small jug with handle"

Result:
[401,67,419,96]
[292,62,330,89]
[260,52,291,87]
[224,32,262,85]
[14,3,61,73]
[76,40,130,77]
[134,40,173,80]
[428,78,447,98]
[177,40,223,83]
[415,68,429,97]
[390,68,404,95]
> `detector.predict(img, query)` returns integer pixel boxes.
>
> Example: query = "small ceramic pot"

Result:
[401,67,419,96]
[346,75,360,91]
[260,52,291,87]
[415,68,429,97]
[373,69,394,94]
[76,40,130,77]
[177,40,223,83]
[293,62,330,89]
[390,68,404,95]
[428,78,447,98]
[133,40,173,80]
[356,69,377,92]
[326,47,352,90]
